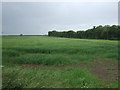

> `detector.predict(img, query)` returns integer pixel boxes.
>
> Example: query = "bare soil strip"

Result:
[21,60,118,83]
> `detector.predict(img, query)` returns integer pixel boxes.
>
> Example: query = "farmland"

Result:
[2,36,118,88]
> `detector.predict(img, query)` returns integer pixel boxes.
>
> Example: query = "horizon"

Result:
[2,24,119,36]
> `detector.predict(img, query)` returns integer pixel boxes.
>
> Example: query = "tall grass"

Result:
[2,36,118,88]
[3,66,108,88]
[2,36,118,65]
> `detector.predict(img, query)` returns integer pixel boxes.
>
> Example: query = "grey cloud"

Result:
[2,2,118,35]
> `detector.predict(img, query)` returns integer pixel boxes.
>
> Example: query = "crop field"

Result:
[2,36,118,88]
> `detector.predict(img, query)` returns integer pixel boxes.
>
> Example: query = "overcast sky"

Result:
[2,2,118,35]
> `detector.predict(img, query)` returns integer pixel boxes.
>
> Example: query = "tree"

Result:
[48,25,119,40]
[20,34,23,36]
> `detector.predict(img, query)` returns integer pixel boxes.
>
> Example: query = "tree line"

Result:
[48,25,120,40]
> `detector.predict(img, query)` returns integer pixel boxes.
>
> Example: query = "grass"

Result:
[2,36,118,88]
[2,65,107,88]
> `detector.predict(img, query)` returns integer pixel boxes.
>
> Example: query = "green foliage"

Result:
[2,49,21,57]
[2,66,24,88]
[2,66,104,88]
[2,36,118,88]
[2,36,118,65]
[48,25,120,40]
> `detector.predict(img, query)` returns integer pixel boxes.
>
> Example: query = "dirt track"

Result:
[22,60,118,83]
